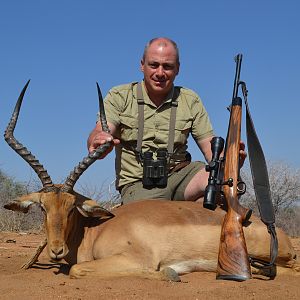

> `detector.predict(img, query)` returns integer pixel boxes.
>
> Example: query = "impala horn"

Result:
[61,82,111,192]
[4,80,55,191]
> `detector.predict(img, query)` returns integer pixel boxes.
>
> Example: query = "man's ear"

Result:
[176,62,180,75]
[4,193,42,213]
[76,199,114,219]
[140,59,145,72]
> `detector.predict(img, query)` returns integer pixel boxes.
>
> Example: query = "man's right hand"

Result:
[87,123,120,159]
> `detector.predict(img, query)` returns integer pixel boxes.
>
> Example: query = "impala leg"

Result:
[69,255,180,282]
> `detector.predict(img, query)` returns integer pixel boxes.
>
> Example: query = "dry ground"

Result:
[0,231,299,300]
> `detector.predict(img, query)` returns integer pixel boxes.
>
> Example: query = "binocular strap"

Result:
[136,82,178,156]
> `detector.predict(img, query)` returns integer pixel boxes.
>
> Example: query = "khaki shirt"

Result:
[100,81,214,189]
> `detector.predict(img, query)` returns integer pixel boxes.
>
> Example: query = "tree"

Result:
[0,169,43,232]
[240,160,300,236]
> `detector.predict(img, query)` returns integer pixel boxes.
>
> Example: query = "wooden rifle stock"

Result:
[204,54,273,281]
[217,96,252,281]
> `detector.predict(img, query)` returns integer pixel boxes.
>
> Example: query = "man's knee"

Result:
[183,167,208,200]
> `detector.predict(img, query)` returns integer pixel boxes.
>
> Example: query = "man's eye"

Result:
[163,64,174,70]
[150,64,157,68]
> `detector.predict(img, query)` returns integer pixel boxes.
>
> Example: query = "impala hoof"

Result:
[69,265,87,278]
[162,267,181,282]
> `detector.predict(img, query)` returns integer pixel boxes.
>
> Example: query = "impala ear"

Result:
[76,199,115,219]
[4,193,42,213]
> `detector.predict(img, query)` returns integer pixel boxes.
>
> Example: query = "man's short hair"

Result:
[142,37,180,64]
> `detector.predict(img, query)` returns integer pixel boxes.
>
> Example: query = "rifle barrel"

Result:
[232,54,243,100]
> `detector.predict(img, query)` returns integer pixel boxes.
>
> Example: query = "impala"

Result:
[4,81,299,280]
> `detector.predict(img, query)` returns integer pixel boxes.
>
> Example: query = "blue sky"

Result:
[0,0,299,192]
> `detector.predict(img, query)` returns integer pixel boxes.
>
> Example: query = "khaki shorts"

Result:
[120,161,205,204]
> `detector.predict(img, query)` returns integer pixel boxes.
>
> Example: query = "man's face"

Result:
[141,41,180,100]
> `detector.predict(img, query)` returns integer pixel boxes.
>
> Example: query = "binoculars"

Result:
[142,149,168,188]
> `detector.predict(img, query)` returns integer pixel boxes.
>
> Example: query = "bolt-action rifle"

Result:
[203,54,278,281]
[203,54,252,281]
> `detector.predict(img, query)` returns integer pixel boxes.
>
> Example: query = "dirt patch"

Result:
[0,231,299,300]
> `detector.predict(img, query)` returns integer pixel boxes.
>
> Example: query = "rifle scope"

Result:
[203,136,224,210]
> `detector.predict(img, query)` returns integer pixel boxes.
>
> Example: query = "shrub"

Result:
[240,160,300,236]
[0,170,43,232]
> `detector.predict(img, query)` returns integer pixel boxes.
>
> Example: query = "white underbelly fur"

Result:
[167,259,217,275]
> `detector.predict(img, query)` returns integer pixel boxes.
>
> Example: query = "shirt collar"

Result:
[141,80,174,107]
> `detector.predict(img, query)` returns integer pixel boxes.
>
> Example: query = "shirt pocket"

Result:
[174,118,192,145]
[119,113,138,142]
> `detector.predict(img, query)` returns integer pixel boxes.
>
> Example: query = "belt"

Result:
[169,160,191,173]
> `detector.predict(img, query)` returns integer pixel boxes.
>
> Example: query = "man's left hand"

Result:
[239,141,247,168]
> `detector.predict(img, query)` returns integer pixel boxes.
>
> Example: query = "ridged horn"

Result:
[4,80,55,191]
[61,82,111,192]
[97,82,110,134]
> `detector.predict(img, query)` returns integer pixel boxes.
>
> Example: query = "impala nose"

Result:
[49,242,66,260]
[51,247,63,257]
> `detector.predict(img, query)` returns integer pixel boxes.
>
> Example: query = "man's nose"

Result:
[156,66,164,77]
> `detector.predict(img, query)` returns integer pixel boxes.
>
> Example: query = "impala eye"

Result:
[68,206,75,217]
[40,203,46,212]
